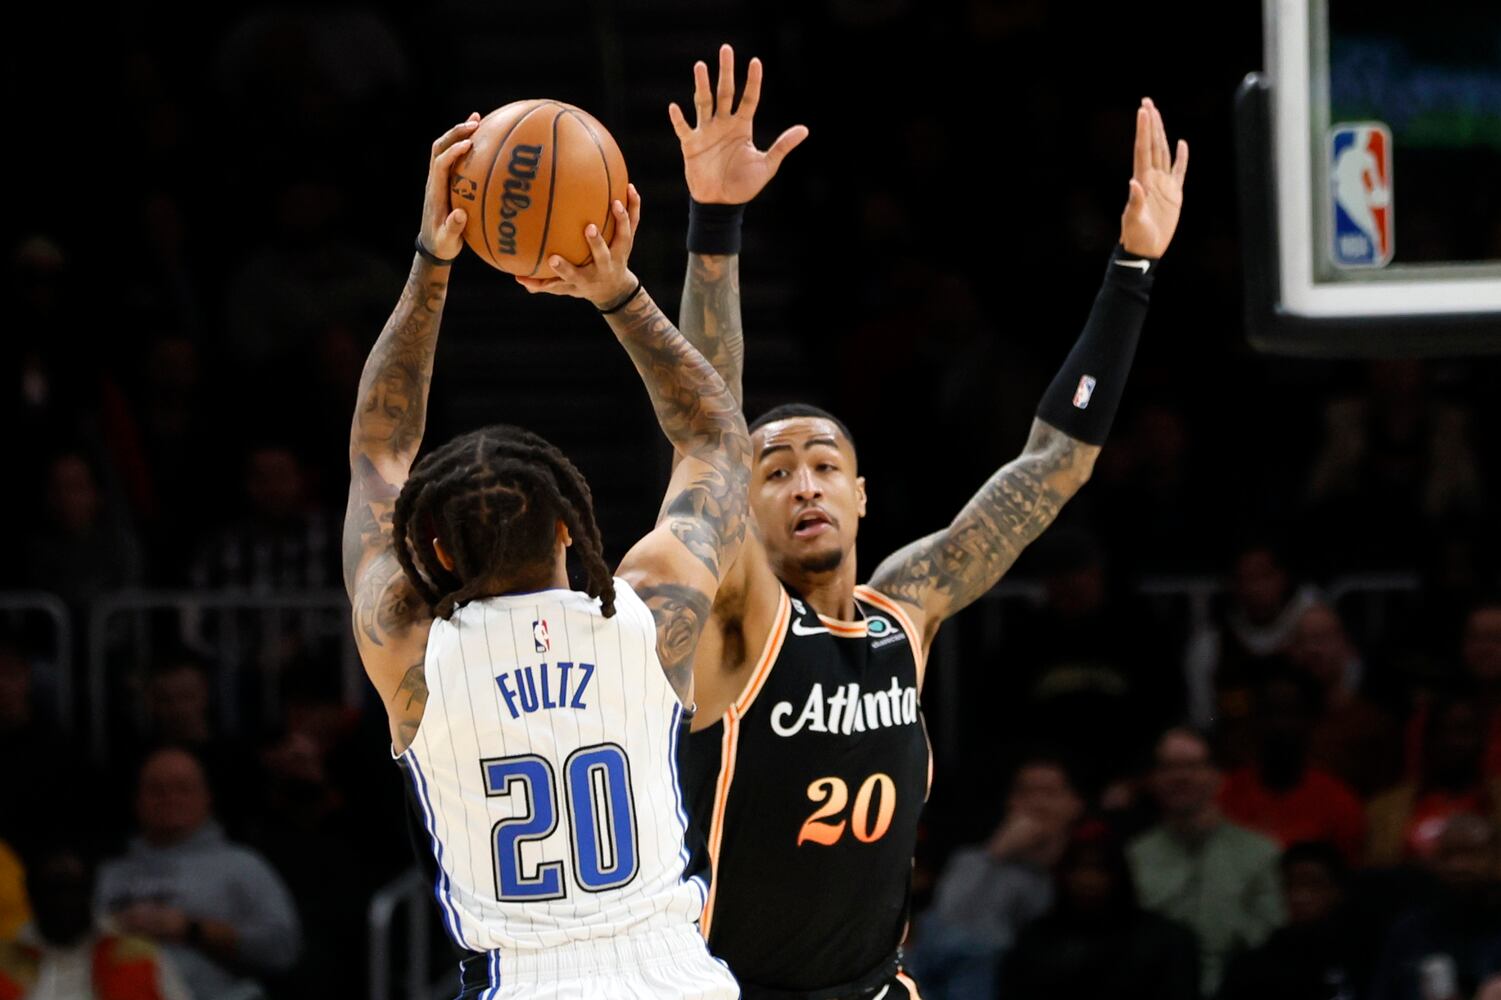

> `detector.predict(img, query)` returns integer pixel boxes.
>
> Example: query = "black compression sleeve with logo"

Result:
[1034,244,1156,446]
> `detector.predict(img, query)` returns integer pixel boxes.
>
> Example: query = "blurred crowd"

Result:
[5,0,1501,998]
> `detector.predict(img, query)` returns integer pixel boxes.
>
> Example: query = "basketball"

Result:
[449,100,628,277]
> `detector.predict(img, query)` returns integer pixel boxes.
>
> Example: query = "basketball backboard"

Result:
[1237,0,1501,355]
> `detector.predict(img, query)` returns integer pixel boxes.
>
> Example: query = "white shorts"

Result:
[457,924,739,999]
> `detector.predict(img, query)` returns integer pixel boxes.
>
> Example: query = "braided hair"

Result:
[391,425,615,620]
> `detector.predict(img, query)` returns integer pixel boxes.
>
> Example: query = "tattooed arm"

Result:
[868,100,1188,659]
[867,419,1098,650]
[667,43,808,411]
[519,187,751,704]
[344,114,478,751]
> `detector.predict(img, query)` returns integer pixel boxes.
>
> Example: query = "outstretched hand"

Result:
[1120,98,1188,259]
[515,183,642,308]
[668,43,808,205]
[421,112,481,261]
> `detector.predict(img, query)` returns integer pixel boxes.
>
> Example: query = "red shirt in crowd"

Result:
[1219,765,1366,862]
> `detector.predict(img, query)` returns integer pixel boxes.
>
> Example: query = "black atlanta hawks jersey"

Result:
[681,583,931,995]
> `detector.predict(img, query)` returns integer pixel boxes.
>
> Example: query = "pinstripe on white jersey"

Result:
[396,578,708,953]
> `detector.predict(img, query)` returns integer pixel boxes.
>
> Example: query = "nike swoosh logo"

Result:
[789,620,830,637]
[1114,258,1150,273]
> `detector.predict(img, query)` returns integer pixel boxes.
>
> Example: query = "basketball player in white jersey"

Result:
[343,114,745,999]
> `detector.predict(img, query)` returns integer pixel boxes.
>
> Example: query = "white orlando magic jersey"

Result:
[395,579,706,953]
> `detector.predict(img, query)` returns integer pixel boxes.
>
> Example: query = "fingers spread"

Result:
[433,137,473,172]
[1133,104,1151,180]
[626,183,642,233]
[668,101,692,140]
[766,124,810,170]
[716,44,737,115]
[432,119,480,160]
[549,252,584,282]
[582,223,611,266]
[1173,139,1190,184]
[738,56,763,117]
[693,60,713,127]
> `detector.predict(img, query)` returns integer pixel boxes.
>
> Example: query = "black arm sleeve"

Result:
[1033,244,1156,445]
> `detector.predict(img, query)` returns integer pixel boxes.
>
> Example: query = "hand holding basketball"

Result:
[669,44,808,205]
[516,184,642,309]
[1120,98,1188,259]
[421,113,481,262]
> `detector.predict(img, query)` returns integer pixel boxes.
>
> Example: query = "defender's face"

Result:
[751,418,866,578]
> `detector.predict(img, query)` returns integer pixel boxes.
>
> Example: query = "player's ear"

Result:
[433,537,456,572]
[556,519,573,548]
[855,476,867,518]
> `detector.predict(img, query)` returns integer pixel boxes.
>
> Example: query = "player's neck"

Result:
[785,557,860,621]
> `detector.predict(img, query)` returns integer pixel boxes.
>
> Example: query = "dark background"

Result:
[5,1,1501,996]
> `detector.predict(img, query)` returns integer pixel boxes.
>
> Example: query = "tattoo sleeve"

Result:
[630,582,711,704]
[605,288,750,693]
[342,255,448,599]
[605,288,751,581]
[677,253,744,406]
[868,418,1100,631]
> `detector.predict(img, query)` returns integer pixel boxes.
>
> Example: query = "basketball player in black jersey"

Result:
[656,47,1189,998]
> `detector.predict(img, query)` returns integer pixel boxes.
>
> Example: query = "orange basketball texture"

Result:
[449,100,628,277]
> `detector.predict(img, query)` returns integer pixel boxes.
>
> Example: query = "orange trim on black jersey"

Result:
[896,970,924,998]
[701,587,791,940]
[700,711,738,941]
[732,588,792,716]
[816,613,868,638]
[854,585,928,687]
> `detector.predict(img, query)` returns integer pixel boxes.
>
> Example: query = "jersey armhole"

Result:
[853,585,928,689]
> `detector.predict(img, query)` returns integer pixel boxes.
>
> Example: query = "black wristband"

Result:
[414,235,458,266]
[598,280,643,315]
[1034,244,1156,446]
[686,200,745,255]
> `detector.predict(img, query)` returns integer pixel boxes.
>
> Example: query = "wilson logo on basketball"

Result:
[496,143,543,256]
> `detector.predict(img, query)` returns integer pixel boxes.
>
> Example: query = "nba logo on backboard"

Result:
[1330,122,1393,269]
[1073,375,1096,409]
[532,619,550,654]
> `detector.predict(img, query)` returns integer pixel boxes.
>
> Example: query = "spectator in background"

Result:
[0,843,189,1000]
[96,748,300,1000]
[133,335,217,581]
[189,444,333,593]
[1002,820,1201,1000]
[1219,665,1366,862]
[1306,360,1483,572]
[1289,600,1402,796]
[120,655,255,836]
[1369,695,1501,867]
[1000,529,1182,775]
[0,641,92,858]
[1218,840,1366,1000]
[1467,597,1501,777]
[0,236,151,537]
[20,451,143,611]
[0,840,26,941]
[906,754,1083,998]
[1369,814,1501,1000]
[1129,727,1283,997]
[1183,539,1320,735]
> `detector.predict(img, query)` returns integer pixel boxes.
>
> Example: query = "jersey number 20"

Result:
[481,743,638,901]
[798,773,897,846]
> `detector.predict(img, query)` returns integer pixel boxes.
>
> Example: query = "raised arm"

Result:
[518,188,751,703]
[344,113,478,748]
[668,43,808,409]
[868,98,1188,649]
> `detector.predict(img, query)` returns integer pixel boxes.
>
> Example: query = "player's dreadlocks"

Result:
[391,425,615,620]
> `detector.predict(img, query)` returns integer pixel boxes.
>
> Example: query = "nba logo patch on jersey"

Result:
[1330,122,1393,269]
[1072,375,1096,409]
[532,619,551,653]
